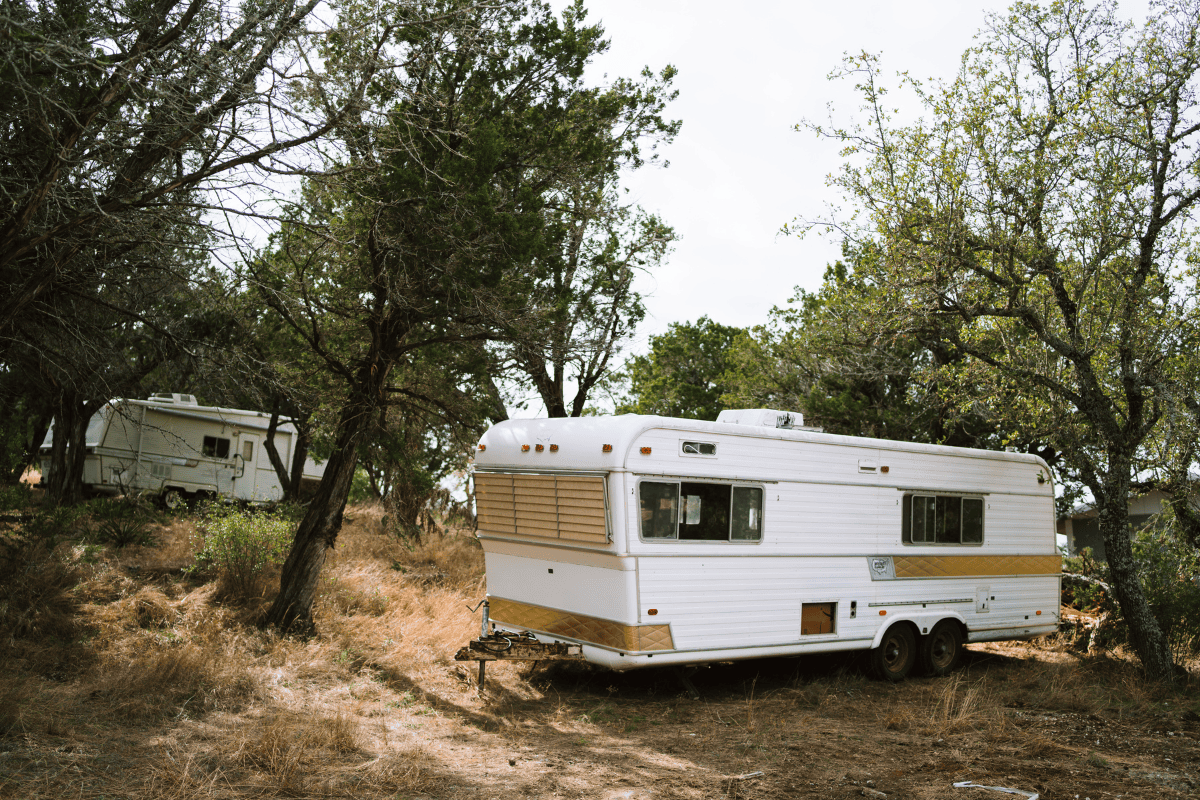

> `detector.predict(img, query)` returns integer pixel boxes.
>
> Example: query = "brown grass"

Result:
[1,499,1197,800]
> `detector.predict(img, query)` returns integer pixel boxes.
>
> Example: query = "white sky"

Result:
[566,0,1151,350]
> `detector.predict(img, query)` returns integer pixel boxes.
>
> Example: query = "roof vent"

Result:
[150,393,199,405]
[715,408,804,429]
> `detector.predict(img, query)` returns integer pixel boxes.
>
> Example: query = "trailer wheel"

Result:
[162,489,186,511]
[869,624,916,681]
[920,620,963,677]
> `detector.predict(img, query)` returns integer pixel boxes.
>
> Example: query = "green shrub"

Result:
[1131,522,1200,657]
[187,504,295,600]
[0,483,32,514]
[88,497,154,548]
[1064,519,1200,660]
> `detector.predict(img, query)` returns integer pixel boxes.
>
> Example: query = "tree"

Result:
[724,242,1015,449]
[615,317,745,420]
[255,0,677,633]
[0,0,384,504]
[804,0,1200,679]
[497,77,680,417]
[0,0,348,335]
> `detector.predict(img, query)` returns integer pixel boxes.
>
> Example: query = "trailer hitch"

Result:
[455,600,584,691]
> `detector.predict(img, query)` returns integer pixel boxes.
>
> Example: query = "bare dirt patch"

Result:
[2,504,1198,799]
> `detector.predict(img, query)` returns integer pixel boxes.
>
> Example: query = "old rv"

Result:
[40,394,324,507]
[471,410,1060,679]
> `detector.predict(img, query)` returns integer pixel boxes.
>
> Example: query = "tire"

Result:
[869,624,916,682]
[919,620,964,677]
[162,489,186,511]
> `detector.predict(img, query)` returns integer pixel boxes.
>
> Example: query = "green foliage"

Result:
[348,468,374,504]
[724,243,985,443]
[0,482,32,513]
[1065,522,1200,660]
[188,505,296,600]
[88,497,155,548]
[616,317,745,420]
[21,504,87,545]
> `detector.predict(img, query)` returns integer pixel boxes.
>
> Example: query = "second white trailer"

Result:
[471,410,1061,679]
[41,394,324,507]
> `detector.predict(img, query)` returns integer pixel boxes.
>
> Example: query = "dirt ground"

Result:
[2,504,1198,800]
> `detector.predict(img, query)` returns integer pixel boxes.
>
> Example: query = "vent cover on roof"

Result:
[150,393,199,405]
[715,408,804,429]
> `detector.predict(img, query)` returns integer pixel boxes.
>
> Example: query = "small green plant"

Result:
[22,504,87,545]
[89,497,154,548]
[0,482,32,514]
[187,504,295,600]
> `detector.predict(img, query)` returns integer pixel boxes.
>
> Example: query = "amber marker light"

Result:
[1036,610,1042,615]
[602,444,613,452]
[521,445,530,452]
[477,444,486,451]
[647,609,658,616]
[535,444,544,452]
[880,465,890,473]
[879,610,887,616]
[549,444,559,452]
[640,447,652,455]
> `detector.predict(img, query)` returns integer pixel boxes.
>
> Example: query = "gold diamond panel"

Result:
[893,554,1062,579]
[489,597,674,652]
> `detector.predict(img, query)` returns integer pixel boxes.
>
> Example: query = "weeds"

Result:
[89,496,155,547]
[187,504,294,601]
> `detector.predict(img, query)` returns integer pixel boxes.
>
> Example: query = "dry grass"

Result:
[1,498,1198,800]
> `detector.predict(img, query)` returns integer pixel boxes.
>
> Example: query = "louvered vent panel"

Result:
[475,474,516,535]
[475,473,608,544]
[515,476,559,537]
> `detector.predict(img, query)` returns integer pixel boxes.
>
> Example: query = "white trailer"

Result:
[40,394,325,507]
[469,409,1061,679]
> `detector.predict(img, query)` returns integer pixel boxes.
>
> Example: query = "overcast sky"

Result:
[563,0,1151,351]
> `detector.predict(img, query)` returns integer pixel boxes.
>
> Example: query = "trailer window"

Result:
[640,482,678,538]
[681,441,716,456]
[202,436,230,459]
[731,487,763,540]
[903,494,984,544]
[638,481,763,542]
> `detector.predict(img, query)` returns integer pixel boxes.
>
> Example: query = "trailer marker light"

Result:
[549,444,559,452]
[535,444,544,452]
[602,444,613,452]
[521,445,530,452]
[1036,610,1042,615]
[640,447,652,455]
[647,609,658,616]
[879,610,887,616]
[881,466,889,473]
[477,444,486,451]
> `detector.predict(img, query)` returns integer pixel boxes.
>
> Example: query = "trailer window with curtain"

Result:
[638,481,763,542]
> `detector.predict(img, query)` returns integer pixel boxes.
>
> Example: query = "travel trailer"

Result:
[40,394,324,507]
[470,409,1061,680]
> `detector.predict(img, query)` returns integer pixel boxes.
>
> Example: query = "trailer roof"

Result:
[473,414,1051,473]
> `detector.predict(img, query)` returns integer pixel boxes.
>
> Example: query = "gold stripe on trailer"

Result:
[489,597,674,652]
[892,554,1062,579]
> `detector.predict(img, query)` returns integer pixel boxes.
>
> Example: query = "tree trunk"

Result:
[287,417,312,502]
[263,407,294,498]
[264,395,372,634]
[1095,480,1175,681]
[45,394,98,505]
